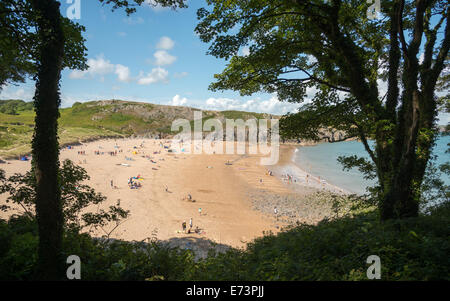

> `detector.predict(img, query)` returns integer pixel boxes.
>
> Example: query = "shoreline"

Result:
[272,145,350,195]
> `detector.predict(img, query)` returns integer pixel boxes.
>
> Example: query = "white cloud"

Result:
[203,95,299,115]
[115,64,131,82]
[123,16,145,25]
[174,72,188,78]
[205,97,241,110]
[137,67,169,85]
[156,36,175,50]
[169,95,188,106]
[0,84,35,101]
[69,69,87,79]
[154,50,177,66]
[87,55,115,75]
[69,55,133,83]
[117,32,127,37]
[145,0,170,12]
[241,46,250,56]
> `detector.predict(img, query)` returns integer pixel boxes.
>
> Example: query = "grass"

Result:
[0,100,278,158]
[0,108,124,158]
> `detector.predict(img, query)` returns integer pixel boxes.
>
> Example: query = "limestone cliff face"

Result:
[80,100,350,143]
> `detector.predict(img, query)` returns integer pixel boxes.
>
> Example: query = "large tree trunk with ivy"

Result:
[377,1,449,219]
[31,0,65,280]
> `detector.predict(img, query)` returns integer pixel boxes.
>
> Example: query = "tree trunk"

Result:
[31,0,65,280]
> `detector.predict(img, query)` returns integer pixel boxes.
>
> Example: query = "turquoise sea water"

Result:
[293,135,450,195]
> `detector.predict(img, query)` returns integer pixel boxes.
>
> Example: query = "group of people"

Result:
[284,174,296,183]
[181,218,201,234]
[128,175,143,189]
[77,151,86,155]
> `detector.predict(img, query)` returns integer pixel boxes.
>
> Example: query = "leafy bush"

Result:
[0,203,448,280]
[0,99,33,115]
[190,204,450,281]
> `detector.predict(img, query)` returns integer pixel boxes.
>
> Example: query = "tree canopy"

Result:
[0,0,88,88]
[196,0,449,219]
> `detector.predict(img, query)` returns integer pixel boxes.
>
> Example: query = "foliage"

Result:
[190,204,450,281]
[420,145,450,207]
[0,99,33,115]
[196,0,450,219]
[0,200,448,280]
[0,0,88,88]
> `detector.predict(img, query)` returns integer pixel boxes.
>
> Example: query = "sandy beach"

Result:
[0,138,343,252]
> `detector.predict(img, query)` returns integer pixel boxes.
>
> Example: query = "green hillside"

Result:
[0,99,273,159]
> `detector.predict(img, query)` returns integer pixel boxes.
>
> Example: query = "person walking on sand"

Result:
[198,208,202,216]
[110,180,113,188]
[274,207,278,221]
[189,218,193,230]
[182,221,187,233]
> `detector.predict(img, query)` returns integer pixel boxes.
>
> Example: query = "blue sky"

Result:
[0,0,448,123]
[0,0,299,115]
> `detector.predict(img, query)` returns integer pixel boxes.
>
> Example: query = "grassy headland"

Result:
[0,99,272,159]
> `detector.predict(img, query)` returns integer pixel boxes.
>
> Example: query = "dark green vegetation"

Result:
[196,0,449,220]
[1,196,449,280]
[0,99,273,158]
[1,160,449,280]
[0,100,34,115]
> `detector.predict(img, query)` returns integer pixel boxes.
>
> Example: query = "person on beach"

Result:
[189,218,193,230]
[182,221,187,233]
[274,207,278,221]
[110,180,113,188]
[198,208,202,216]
